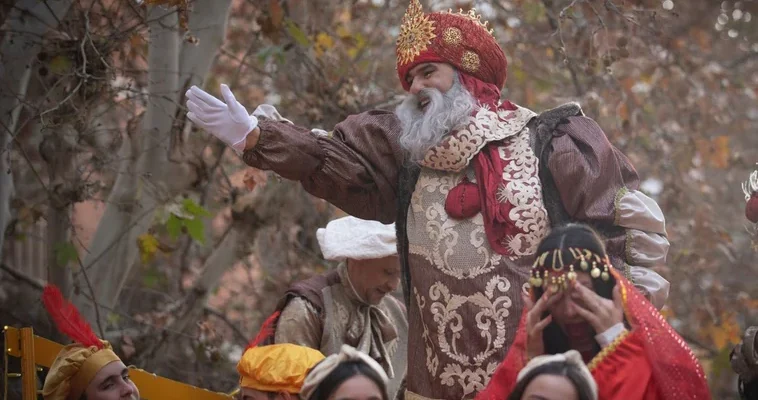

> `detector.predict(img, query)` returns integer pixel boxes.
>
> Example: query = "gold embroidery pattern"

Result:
[397,0,436,66]
[496,128,551,257]
[419,106,537,173]
[443,8,495,37]
[588,329,631,370]
[415,277,513,398]
[414,287,439,376]
[442,27,462,45]
[409,170,503,280]
[461,50,480,72]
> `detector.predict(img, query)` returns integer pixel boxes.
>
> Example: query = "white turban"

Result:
[316,216,397,261]
[516,350,598,400]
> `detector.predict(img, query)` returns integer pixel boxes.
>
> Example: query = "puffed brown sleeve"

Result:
[547,117,670,304]
[242,110,404,223]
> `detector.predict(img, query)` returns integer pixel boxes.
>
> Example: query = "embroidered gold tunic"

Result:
[243,103,670,400]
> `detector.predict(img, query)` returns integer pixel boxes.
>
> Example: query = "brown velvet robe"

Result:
[242,104,659,400]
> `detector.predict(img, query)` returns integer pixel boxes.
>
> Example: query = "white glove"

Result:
[186,84,258,154]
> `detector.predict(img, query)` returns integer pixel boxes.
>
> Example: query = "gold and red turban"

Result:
[396,0,507,91]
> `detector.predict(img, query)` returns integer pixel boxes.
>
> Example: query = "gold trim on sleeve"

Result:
[587,329,631,371]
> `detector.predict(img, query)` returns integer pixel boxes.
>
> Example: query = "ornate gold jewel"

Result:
[567,265,577,281]
[397,0,436,66]
[444,8,495,36]
[442,27,462,45]
[590,262,601,278]
[528,247,617,290]
[461,50,480,72]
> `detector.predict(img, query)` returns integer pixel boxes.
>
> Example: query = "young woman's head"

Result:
[530,224,618,355]
[301,346,389,400]
[507,351,597,400]
[305,361,388,400]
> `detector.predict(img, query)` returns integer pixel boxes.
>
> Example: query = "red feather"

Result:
[246,311,280,349]
[42,285,102,349]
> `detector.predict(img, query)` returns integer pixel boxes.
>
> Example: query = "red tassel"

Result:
[747,193,758,223]
[246,311,280,349]
[42,285,102,349]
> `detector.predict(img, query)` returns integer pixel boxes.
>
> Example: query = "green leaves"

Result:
[54,242,78,267]
[166,214,182,238]
[164,198,211,244]
[184,218,205,244]
[285,20,310,47]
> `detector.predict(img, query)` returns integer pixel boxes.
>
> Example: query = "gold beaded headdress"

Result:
[529,248,614,293]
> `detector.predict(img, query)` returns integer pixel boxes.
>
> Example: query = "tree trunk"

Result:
[0,0,73,262]
[73,0,234,326]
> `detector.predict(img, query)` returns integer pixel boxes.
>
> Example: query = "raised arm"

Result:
[243,110,404,223]
[186,85,404,223]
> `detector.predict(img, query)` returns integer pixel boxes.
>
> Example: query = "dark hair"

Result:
[740,376,758,400]
[533,223,617,357]
[306,360,389,400]
[506,360,596,400]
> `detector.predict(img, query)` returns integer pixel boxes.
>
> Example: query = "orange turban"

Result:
[236,344,325,394]
[396,0,507,91]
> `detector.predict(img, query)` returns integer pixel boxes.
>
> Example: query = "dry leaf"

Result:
[243,170,258,191]
[137,233,160,264]
[695,136,730,169]
[269,0,284,29]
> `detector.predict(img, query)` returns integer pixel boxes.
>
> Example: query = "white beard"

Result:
[395,78,476,163]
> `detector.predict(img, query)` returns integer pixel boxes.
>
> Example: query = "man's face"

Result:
[239,387,289,400]
[405,62,456,98]
[346,256,401,305]
[83,361,139,400]
[395,65,475,163]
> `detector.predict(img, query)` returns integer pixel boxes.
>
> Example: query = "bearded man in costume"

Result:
[271,216,408,399]
[41,285,140,400]
[186,2,670,398]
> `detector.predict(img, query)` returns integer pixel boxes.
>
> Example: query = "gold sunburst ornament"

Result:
[444,8,495,36]
[396,0,436,66]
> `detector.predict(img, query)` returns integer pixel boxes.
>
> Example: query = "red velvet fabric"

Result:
[746,193,758,223]
[444,178,480,219]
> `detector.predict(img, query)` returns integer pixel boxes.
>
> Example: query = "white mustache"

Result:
[395,78,476,162]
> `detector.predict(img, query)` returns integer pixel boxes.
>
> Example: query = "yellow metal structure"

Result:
[3,326,233,400]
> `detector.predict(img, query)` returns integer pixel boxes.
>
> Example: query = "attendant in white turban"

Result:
[270,216,408,400]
